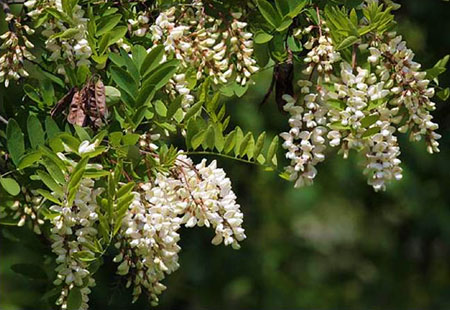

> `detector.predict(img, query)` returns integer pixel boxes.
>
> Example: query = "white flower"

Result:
[78,140,97,155]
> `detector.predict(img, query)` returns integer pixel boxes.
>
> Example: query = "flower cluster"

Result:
[281,27,440,191]
[0,14,35,87]
[115,154,245,304]
[149,2,258,86]
[281,92,328,188]
[128,12,151,38]
[368,32,441,154]
[26,0,92,72]
[302,23,341,80]
[49,158,103,310]
[11,188,44,234]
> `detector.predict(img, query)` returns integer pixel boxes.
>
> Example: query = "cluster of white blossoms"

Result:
[0,14,35,87]
[281,27,440,191]
[281,24,340,188]
[281,92,328,188]
[149,1,258,86]
[115,154,245,304]
[25,0,92,72]
[165,73,195,110]
[302,23,341,80]
[11,188,44,234]
[48,156,103,310]
[368,32,441,154]
[128,12,151,38]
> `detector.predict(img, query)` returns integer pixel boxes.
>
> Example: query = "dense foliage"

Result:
[0,0,448,309]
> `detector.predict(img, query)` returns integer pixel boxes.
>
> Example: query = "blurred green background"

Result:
[1,0,450,309]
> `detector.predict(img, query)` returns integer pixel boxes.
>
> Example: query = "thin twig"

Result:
[316,6,322,37]
[352,44,358,70]
[0,115,8,125]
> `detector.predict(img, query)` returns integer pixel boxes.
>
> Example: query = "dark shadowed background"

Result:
[1,0,450,309]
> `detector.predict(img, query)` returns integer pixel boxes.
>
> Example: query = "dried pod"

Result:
[95,79,107,120]
[67,89,86,126]
[51,87,76,118]
[60,77,108,129]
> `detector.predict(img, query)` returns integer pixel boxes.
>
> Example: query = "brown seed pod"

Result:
[51,87,77,118]
[95,79,107,120]
[67,89,86,126]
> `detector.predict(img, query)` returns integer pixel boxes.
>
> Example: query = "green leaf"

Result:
[214,124,225,152]
[257,0,282,28]
[266,136,279,166]
[120,49,140,83]
[39,145,67,173]
[96,14,122,36]
[116,182,135,198]
[437,88,450,101]
[141,45,165,77]
[74,125,91,141]
[17,151,42,170]
[155,100,167,117]
[24,84,42,105]
[239,132,252,157]
[329,122,351,130]
[107,26,128,47]
[59,133,81,152]
[233,127,244,156]
[42,158,66,185]
[0,178,20,196]
[205,125,215,150]
[275,0,290,16]
[45,117,60,139]
[287,36,302,52]
[11,264,46,280]
[131,45,147,70]
[37,170,64,196]
[143,62,179,91]
[184,101,203,121]
[191,131,206,150]
[135,83,156,108]
[287,0,308,18]
[327,99,346,111]
[77,65,90,84]
[206,92,221,114]
[105,86,121,105]
[254,31,273,44]
[50,28,79,40]
[336,35,359,50]
[84,169,109,178]
[224,130,237,154]
[360,115,379,128]
[253,132,266,160]
[115,193,134,216]
[367,99,386,111]
[362,126,381,138]
[276,17,293,32]
[36,189,61,204]
[6,119,25,166]
[67,157,89,206]
[67,288,83,310]
[73,251,96,262]
[110,66,138,100]
[167,96,183,120]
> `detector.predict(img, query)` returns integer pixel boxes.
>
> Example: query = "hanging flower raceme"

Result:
[280,15,440,192]
[115,154,245,305]
[48,155,104,310]
[0,13,35,87]
[149,1,258,86]
[25,0,92,73]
